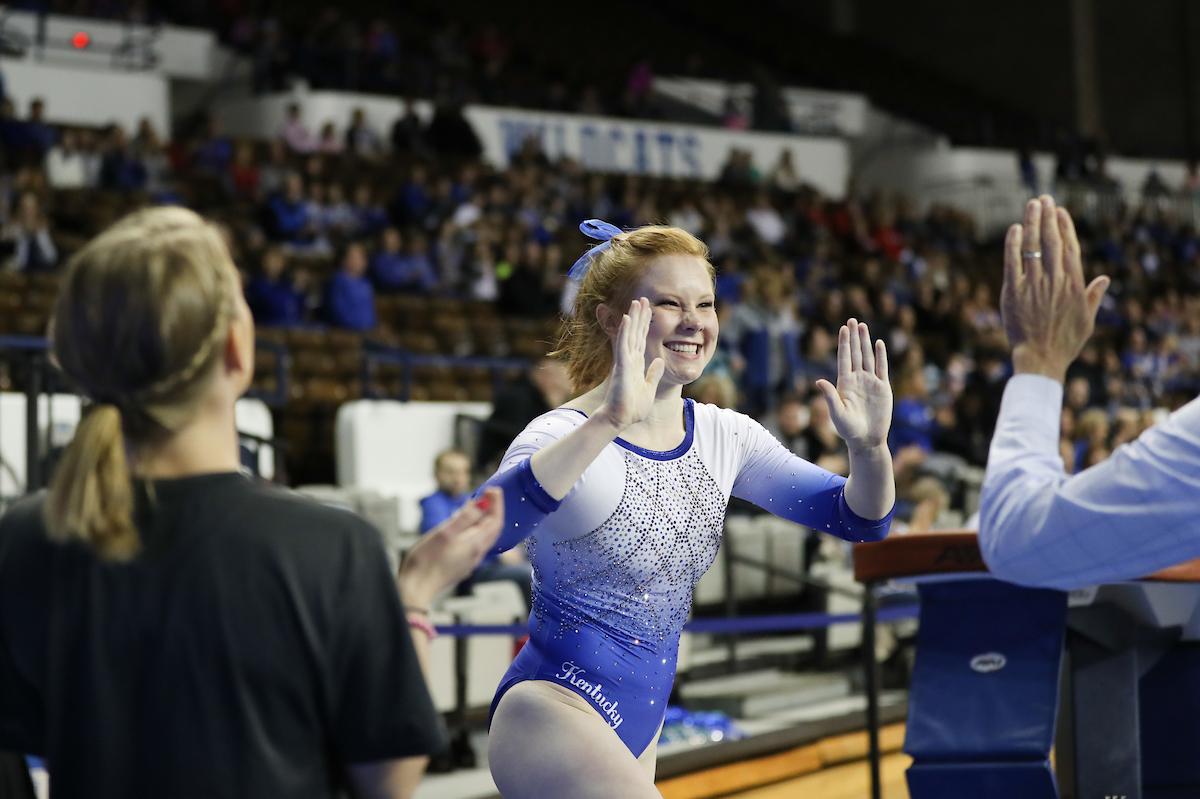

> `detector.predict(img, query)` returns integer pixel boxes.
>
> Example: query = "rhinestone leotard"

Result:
[485,400,892,756]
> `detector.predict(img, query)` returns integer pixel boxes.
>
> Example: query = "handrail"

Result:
[360,340,528,402]
[0,336,290,408]
[246,339,289,407]
[0,335,50,352]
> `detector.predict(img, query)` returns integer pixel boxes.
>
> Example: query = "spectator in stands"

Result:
[746,192,786,245]
[719,147,760,188]
[280,103,316,153]
[192,113,233,175]
[426,99,481,158]
[257,139,290,198]
[134,118,175,201]
[24,99,56,156]
[477,355,571,470]
[0,98,50,164]
[45,128,88,189]
[721,96,749,130]
[805,391,849,475]
[684,372,739,409]
[371,227,437,293]
[322,183,356,237]
[794,325,839,391]
[0,98,23,155]
[245,246,308,326]
[350,183,388,238]
[770,149,802,193]
[316,121,344,154]
[1,191,57,272]
[228,139,260,199]
[345,107,381,159]
[99,125,147,193]
[420,448,474,531]
[76,128,104,187]
[394,165,431,228]
[326,242,376,331]
[723,270,800,414]
[764,392,812,459]
[1183,162,1200,197]
[497,241,555,318]
[889,366,937,454]
[263,172,312,243]
[667,199,704,236]
[390,98,428,156]
[420,449,534,610]
[467,237,499,302]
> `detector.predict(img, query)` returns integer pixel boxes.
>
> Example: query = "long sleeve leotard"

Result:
[485,399,892,756]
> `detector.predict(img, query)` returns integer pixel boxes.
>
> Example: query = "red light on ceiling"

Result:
[71,32,89,48]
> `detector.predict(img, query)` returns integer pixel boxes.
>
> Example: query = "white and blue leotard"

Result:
[485,399,892,756]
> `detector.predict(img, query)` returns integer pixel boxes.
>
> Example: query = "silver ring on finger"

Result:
[1023,250,1042,259]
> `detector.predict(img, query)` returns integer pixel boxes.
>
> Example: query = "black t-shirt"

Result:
[0,472,442,798]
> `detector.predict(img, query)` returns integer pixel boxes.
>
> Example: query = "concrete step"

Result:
[678,668,851,718]
[686,634,814,669]
[736,690,908,737]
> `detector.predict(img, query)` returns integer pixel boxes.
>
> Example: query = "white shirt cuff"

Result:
[998,374,1063,453]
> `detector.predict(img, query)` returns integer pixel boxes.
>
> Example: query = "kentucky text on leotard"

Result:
[484,399,893,756]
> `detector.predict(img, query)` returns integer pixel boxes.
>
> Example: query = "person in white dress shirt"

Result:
[979,195,1200,590]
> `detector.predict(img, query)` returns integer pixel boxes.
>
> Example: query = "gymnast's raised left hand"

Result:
[815,318,892,453]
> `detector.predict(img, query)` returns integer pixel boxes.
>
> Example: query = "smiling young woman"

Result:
[482,221,897,799]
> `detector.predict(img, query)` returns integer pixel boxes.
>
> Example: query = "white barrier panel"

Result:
[234,398,275,480]
[0,9,217,78]
[215,91,432,144]
[0,393,274,498]
[652,75,869,137]
[335,399,492,533]
[0,392,81,499]
[859,139,1195,220]
[1,58,169,133]
[213,91,851,197]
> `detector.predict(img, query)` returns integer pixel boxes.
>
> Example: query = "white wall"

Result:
[652,76,869,137]
[2,57,169,133]
[213,90,852,197]
[855,138,1196,236]
[0,9,217,78]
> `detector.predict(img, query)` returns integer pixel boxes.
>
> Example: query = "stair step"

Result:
[736,690,908,737]
[686,634,814,669]
[679,669,850,718]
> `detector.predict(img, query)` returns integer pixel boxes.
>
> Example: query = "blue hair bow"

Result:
[567,219,623,280]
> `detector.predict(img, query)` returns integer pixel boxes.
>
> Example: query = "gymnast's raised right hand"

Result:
[596,297,666,432]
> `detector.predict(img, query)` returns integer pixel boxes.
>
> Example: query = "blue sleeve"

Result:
[477,410,585,555]
[482,457,562,555]
[327,276,351,327]
[730,414,893,543]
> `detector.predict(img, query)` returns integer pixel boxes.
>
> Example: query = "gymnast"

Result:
[484,220,896,798]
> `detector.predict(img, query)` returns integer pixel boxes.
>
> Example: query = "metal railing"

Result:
[360,340,528,402]
[0,336,288,499]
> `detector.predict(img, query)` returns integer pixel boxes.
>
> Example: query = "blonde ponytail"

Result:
[43,404,139,561]
[42,205,237,562]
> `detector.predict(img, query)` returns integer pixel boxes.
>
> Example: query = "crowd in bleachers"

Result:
[2,91,1199,512]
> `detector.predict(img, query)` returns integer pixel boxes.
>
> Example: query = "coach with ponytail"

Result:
[0,207,503,798]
